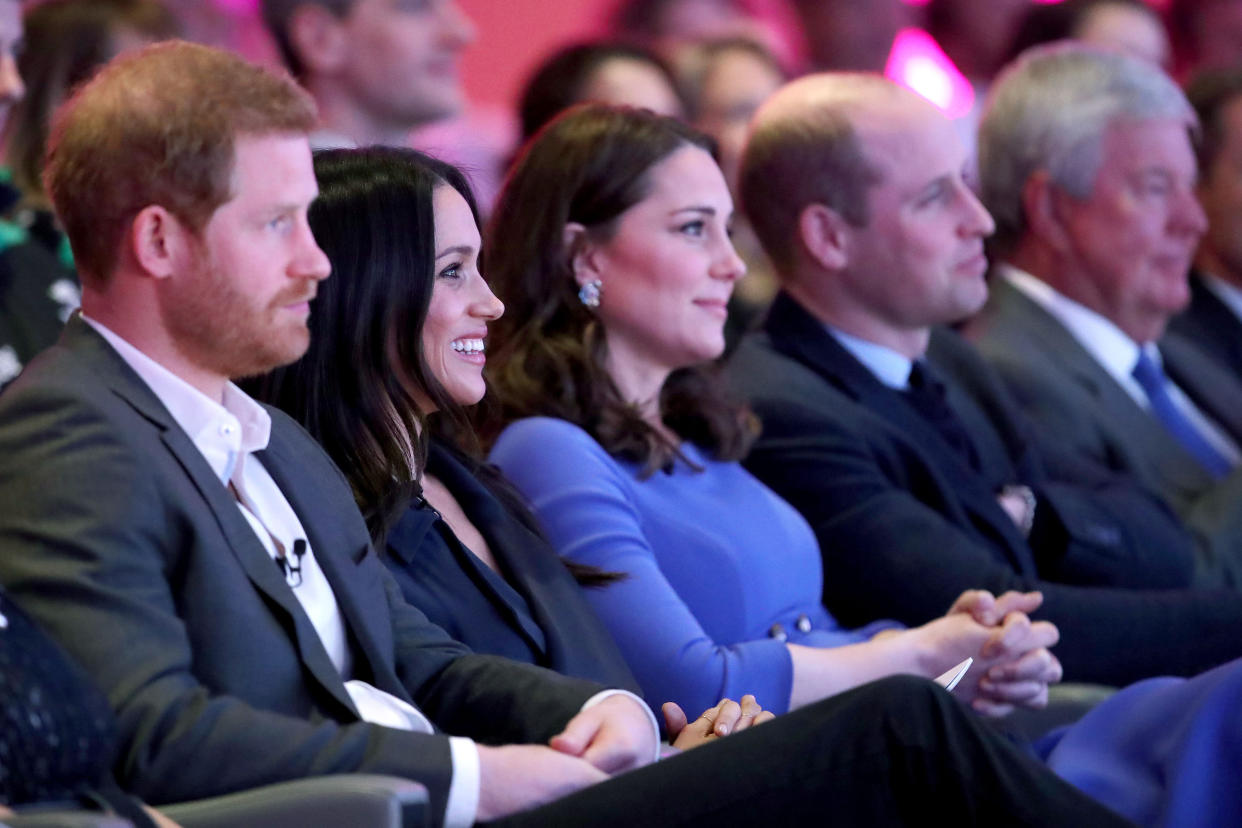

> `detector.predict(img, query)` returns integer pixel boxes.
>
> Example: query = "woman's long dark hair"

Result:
[250,147,475,542]
[483,103,757,476]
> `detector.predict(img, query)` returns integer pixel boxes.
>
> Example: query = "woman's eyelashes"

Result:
[437,261,465,282]
[677,219,706,238]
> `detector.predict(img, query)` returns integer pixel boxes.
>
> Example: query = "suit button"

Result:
[796,614,812,633]
[768,623,787,642]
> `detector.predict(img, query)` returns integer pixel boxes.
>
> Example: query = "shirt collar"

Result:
[1200,271,1242,324]
[81,314,271,483]
[825,324,915,390]
[998,263,1143,382]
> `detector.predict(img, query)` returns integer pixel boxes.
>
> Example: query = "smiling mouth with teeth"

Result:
[451,338,486,354]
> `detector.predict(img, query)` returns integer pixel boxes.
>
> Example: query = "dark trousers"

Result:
[490,676,1133,827]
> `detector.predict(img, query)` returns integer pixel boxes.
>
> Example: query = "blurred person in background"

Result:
[789,0,911,72]
[0,0,176,391]
[1168,0,1242,80]
[517,41,684,145]
[0,0,170,387]
[1169,68,1242,377]
[677,36,785,347]
[4,0,179,257]
[927,0,1032,88]
[607,0,794,68]
[260,0,475,149]
[1006,0,1170,68]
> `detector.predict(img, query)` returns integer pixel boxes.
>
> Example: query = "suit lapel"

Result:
[763,295,1034,562]
[1177,273,1242,376]
[427,445,549,658]
[1162,332,1242,445]
[989,281,1215,494]
[260,423,406,706]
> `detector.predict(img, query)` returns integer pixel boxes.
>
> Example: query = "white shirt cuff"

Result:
[443,736,479,828]
[442,689,657,828]
[582,689,662,764]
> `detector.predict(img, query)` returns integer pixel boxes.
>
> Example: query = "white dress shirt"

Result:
[82,316,481,827]
[826,325,915,390]
[999,265,1241,464]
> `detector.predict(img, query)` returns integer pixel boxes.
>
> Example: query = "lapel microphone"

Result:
[278,539,307,587]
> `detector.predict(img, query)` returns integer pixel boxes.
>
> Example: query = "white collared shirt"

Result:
[81,316,481,827]
[826,325,915,390]
[999,265,1240,464]
[1200,271,1242,324]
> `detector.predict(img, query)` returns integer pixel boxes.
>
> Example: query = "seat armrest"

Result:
[160,774,428,828]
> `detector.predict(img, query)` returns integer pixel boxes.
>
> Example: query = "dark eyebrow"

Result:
[670,206,717,217]
[435,245,474,260]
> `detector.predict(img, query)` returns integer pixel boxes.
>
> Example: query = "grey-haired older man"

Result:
[969,43,1242,589]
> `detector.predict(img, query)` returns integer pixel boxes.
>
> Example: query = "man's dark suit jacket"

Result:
[728,292,1242,686]
[0,319,603,826]
[1168,271,1242,379]
[384,441,641,695]
[971,277,1242,588]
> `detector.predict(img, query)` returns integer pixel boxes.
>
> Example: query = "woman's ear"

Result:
[563,221,602,288]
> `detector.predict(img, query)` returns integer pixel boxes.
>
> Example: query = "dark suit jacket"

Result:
[971,277,1242,588]
[384,441,640,695]
[728,292,1242,685]
[0,319,603,826]
[1168,271,1242,380]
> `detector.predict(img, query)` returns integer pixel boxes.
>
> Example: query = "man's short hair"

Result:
[738,73,889,274]
[43,40,317,285]
[260,0,354,79]
[978,42,1195,256]
[1186,67,1242,174]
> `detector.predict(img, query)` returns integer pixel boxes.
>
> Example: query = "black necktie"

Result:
[902,361,981,472]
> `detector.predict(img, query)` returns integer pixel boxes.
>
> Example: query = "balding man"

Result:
[260,0,474,149]
[970,44,1242,588]
[729,72,1242,687]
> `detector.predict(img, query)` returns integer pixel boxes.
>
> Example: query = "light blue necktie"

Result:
[1131,350,1232,479]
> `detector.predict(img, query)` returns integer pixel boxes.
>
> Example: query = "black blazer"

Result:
[0,318,603,827]
[1168,271,1242,380]
[728,292,1242,685]
[384,441,641,695]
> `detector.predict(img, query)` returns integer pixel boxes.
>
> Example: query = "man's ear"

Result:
[798,203,850,271]
[130,205,192,280]
[1022,170,1073,253]
[287,3,350,76]
[563,221,603,288]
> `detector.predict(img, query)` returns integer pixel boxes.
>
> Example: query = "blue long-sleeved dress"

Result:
[491,415,1242,828]
[490,416,899,716]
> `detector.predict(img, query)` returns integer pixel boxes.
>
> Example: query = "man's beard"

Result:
[162,255,314,382]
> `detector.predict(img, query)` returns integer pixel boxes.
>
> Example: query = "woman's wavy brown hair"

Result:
[483,103,757,475]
